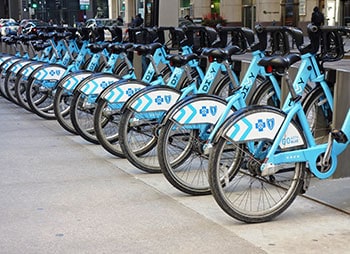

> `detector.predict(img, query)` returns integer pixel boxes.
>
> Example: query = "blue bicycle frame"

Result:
[163,49,280,145]
[223,54,339,179]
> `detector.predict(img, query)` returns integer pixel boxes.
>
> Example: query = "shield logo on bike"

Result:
[165,95,171,104]
[101,81,108,89]
[267,118,275,130]
[210,106,217,116]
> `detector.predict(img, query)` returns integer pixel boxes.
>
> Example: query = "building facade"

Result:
[1,0,349,30]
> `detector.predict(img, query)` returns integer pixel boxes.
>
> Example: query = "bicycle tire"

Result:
[93,65,172,156]
[54,85,77,134]
[113,61,129,77]
[69,70,124,143]
[25,75,56,120]
[158,119,211,194]
[248,78,280,106]
[208,107,306,223]
[70,89,100,144]
[94,96,125,157]
[53,71,96,134]
[0,70,11,100]
[14,72,30,110]
[4,70,18,104]
[119,104,164,173]
[117,70,203,173]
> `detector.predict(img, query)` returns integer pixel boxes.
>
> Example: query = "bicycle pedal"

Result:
[331,129,348,144]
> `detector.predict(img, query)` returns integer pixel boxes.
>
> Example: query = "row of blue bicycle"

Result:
[1,23,349,223]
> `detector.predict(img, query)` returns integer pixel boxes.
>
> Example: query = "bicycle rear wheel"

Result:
[70,90,99,144]
[54,86,77,134]
[94,97,125,157]
[26,77,56,120]
[4,70,19,104]
[208,108,306,223]
[119,108,162,173]
[248,79,280,107]
[14,73,32,112]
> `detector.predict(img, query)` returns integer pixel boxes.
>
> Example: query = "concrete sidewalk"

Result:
[0,96,349,254]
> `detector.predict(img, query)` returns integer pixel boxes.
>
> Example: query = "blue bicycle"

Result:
[95,25,220,158]
[208,24,349,223]
[13,28,78,112]
[25,26,115,120]
[53,26,129,134]
[156,25,305,195]
[69,26,181,144]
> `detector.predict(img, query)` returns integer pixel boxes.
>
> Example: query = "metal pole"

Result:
[8,0,12,18]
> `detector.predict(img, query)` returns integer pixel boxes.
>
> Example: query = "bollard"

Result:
[333,69,350,178]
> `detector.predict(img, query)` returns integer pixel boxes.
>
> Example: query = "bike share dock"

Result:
[0,63,350,253]
[0,35,350,253]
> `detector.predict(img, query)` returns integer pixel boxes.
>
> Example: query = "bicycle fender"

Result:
[123,85,181,113]
[1,58,22,73]
[21,62,43,78]
[0,56,12,66]
[217,105,305,150]
[59,71,92,91]
[93,78,134,102]
[32,64,66,81]
[0,56,17,70]
[78,73,121,95]
[161,94,232,126]
[10,60,32,75]
[102,80,149,104]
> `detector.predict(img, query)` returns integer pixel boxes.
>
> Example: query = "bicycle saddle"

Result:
[107,42,133,54]
[87,42,109,53]
[258,53,301,70]
[133,42,162,55]
[166,53,198,67]
[202,45,241,62]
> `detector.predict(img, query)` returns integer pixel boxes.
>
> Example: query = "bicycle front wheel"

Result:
[303,85,333,144]
[248,79,280,107]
